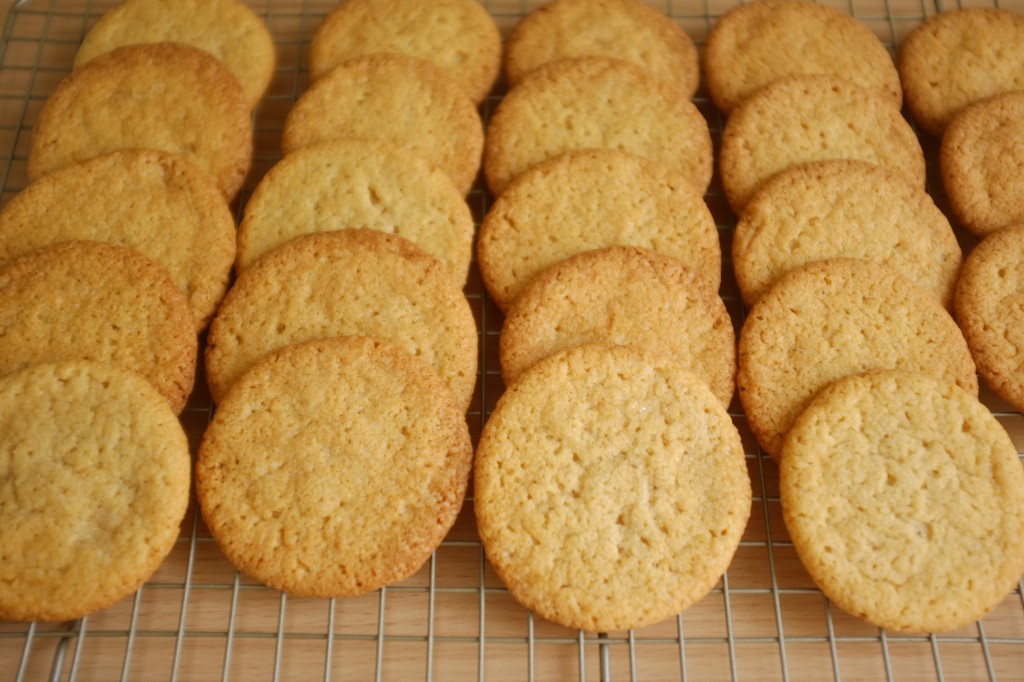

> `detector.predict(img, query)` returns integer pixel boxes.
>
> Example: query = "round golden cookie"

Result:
[282,54,483,196]
[0,149,236,332]
[237,138,474,284]
[28,43,252,199]
[898,7,1024,138]
[197,335,473,598]
[205,229,477,411]
[484,56,713,197]
[73,0,276,108]
[477,149,721,311]
[954,224,1024,414]
[309,0,501,105]
[737,258,978,459]
[941,91,1024,237]
[780,369,1024,633]
[702,0,901,115]
[719,74,925,213]
[0,241,197,414]
[500,246,735,406]
[475,343,750,632]
[503,0,699,96]
[733,160,962,308]
[0,360,191,622]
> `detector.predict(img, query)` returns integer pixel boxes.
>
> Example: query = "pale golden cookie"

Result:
[197,336,473,598]
[733,160,961,307]
[719,74,925,213]
[205,229,477,411]
[484,56,713,196]
[504,0,699,96]
[74,0,275,108]
[475,344,750,632]
[500,246,735,406]
[282,53,483,196]
[941,91,1024,237]
[954,224,1024,414]
[237,138,474,284]
[0,361,191,622]
[781,369,1024,633]
[477,149,720,311]
[309,0,501,104]
[0,241,196,414]
[737,258,977,458]
[898,7,1024,137]
[703,0,901,115]
[28,43,252,199]
[0,149,235,332]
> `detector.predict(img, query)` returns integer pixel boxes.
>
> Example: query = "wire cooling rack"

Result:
[1,0,1023,680]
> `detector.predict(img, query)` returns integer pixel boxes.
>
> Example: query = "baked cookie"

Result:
[205,229,477,411]
[737,258,977,458]
[237,138,474,284]
[309,0,501,105]
[733,160,962,308]
[0,241,196,414]
[504,0,699,96]
[954,224,1024,414]
[0,149,235,332]
[477,148,721,311]
[282,54,483,196]
[719,74,925,213]
[475,343,750,632]
[941,91,1024,237]
[703,0,901,115]
[197,336,473,598]
[0,360,191,622]
[500,246,735,406]
[484,56,713,196]
[898,7,1024,137]
[781,369,1024,633]
[74,0,275,108]
[28,42,252,199]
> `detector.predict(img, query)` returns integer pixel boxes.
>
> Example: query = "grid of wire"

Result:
[0,0,1022,680]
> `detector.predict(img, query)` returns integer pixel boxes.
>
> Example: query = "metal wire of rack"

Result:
[0,0,1022,680]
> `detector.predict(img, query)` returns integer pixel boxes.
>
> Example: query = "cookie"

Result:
[282,54,483,196]
[484,56,713,197]
[737,258,978,459]
[0,149,236,332]
[28,42,252,199]
[0,241,196,414]
[780,369,1024,633]
[197,336,473,598]
[703,0,901,115]
[73,0,276,108]
[475,343,750,632]
[500,246,735,407]
[941,91,1024,237]
[309,0,501,105]
[0,360,191,622]
[477,148,721,311]
[733,160,962,308]
[898,7,1024,138]
[503,0,699,96]
[237,138,474,284]
[954,224,1024,414]
[205,229,477,411]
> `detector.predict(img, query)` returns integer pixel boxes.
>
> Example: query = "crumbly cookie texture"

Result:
[0,361,191,622]
[954,224,1024,414]
[781,369,1024,633]
[197,336,473,598]
[737,258,977,458]
[475,344,750,632]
